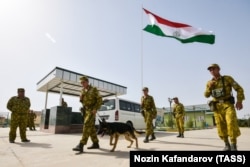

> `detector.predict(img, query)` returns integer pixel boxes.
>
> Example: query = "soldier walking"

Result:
[72,76,102,153]
[141,87,157,143]
[204,64,245,151]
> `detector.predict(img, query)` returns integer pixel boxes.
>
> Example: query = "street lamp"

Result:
[162,107,165,125]
[168,98,173,128]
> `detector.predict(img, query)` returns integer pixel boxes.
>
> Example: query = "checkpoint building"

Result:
[37,67,127,134]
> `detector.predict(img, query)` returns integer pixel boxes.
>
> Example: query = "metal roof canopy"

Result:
[37,67,127,108]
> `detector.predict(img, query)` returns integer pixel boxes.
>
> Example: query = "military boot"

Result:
[231,143,237,151]
[223,142,231,151]
[22,139,30,142]
[143,136,149,143]
[181,133,184,138]
[87,143,100,149]
[176,133,181,138]
[149,133,156,141]
[72,143,84,153]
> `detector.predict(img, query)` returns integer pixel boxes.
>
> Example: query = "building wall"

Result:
[184,111,214,128]
[34,111,42,126]
[163,103,214,128]
[0,117,5,124]
[164,111,214,128]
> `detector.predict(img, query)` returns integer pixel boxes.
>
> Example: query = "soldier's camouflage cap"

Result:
[18,88,25,92]
[79,76,89,82]
[142,87,148,91]
[207,64,220,70]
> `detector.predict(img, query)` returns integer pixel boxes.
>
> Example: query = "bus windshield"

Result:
[98,99,115,111]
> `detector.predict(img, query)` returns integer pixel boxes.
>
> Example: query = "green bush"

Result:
[201,121,206,128]
[165,116,174,128]
[186,119,193,128]
[238,119,250,127]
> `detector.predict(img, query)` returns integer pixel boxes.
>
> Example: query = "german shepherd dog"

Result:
[97,119,144,152]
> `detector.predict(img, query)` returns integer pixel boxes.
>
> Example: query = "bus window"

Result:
[133,104,141,113]
[99,99,115,111]
[119,100,132,111]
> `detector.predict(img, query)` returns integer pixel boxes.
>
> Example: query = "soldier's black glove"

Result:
[141,110,145,117]
[80,107,86,118]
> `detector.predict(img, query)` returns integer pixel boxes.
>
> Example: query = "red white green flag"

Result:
[143,8,215,44]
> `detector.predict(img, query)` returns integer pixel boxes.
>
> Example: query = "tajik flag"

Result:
[143,8,215,44]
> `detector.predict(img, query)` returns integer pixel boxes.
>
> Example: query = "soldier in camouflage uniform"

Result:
[141,87,157,143]
[28,110,37,130]
[73,76,102,153]
[61,98,68,107]
[204,64,245,151]
[172,97,185,138]
[7,88,31,143]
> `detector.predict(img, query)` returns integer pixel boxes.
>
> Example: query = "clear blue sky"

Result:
[0,0,249,118]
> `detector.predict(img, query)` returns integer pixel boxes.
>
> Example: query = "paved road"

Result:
[1,127,250,167]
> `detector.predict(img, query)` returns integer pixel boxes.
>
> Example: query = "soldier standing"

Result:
[72,76,102,153]
[172,97,185,138]
[28,110,37,130]
[61,98,68,107]
[7,88,31,143]
[141,87,157,143]
[204,64,245,151]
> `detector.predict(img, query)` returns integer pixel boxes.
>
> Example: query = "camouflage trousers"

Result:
[175,116,185,134]
[80,111,99,145]
[214,102,241,144]
[9,113,28,141]
[144,111,154,136]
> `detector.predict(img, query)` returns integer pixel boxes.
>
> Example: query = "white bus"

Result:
[95,97,146,130]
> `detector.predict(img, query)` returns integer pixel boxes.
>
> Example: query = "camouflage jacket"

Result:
[7,96,30,113]
[62,102,68,107]
[141,95,157,116]
[173,103,185,118]
[29,113,37,120]
[204,75,245,102]
[80,85,102,111]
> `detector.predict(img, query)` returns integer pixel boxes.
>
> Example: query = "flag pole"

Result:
[141,5,144,90]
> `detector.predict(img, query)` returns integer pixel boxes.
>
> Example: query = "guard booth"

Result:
[37,67,127,134]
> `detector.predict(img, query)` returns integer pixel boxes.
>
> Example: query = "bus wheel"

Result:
[126,121,133,128]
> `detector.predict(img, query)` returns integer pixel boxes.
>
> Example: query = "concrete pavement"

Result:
[1,127,250,167]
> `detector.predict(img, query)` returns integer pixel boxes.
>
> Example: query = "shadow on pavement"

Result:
[74,148,130,159]
[146,139,222,149]
[15,142,52,148]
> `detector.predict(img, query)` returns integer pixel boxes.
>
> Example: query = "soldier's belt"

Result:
[214,98,231,103]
